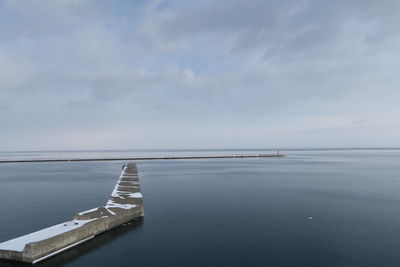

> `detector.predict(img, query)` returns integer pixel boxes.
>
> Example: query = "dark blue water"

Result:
[1,149,400,266]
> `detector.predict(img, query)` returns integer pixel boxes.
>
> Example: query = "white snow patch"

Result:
[128,192,142,198]
[110,190,142,199]
[77,207,99,215]
[105,207,116,215]
[0,219,96,252]
[106,199,137,210]
[106,203,137,210]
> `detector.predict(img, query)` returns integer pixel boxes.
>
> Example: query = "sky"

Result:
[0,0,399,150]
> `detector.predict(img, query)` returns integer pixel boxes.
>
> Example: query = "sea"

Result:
[0,149,400,267]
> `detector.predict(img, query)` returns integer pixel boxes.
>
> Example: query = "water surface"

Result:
[1,149,400,266]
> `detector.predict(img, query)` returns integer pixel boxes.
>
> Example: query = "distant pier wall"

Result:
[0,153,285,164]
[0,163,143,263]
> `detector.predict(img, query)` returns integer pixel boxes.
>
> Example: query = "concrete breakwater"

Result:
[0,163,144,264]
[0,153,285,164]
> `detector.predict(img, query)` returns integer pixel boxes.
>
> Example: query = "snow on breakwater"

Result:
[0,163,144,263]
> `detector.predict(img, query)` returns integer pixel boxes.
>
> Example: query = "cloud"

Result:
[0,0,399,150]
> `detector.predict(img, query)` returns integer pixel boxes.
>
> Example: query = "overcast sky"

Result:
[0,0,399,150]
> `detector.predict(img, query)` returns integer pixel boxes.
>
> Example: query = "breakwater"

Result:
[0,163,143,263]
[0,153,284,164]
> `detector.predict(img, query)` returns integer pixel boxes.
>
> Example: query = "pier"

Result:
[0,153,284,164]
[0,163,144,263]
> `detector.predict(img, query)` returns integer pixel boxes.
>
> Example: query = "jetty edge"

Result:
[0,152,285,164]
[0,163,143,264]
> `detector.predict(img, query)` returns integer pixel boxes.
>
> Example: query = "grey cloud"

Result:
[0,0,399,150]
[157,0,400,58]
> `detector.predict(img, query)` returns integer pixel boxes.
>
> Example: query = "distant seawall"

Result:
[0,153,285,164]
[0,163,144,263]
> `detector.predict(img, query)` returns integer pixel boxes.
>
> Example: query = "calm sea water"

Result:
[1,149,400,267]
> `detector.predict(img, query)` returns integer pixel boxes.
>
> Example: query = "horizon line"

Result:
[1,147,400,153]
